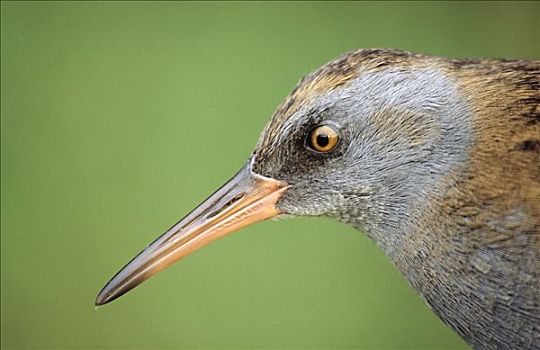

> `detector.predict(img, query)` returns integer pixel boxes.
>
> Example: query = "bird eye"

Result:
[308,125,339,153]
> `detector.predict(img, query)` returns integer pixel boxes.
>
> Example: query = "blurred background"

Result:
[1,1,538,349]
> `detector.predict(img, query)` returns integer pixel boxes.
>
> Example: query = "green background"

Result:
[1,1,538,349]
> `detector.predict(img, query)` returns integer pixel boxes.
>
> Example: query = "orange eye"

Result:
[308,125,339,153]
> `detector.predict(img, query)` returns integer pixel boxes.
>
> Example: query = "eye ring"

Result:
[308,125,340,153]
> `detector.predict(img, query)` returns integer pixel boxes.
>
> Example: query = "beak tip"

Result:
[95,279,133,306]
[95,286,114,306]
[95,292,107,306]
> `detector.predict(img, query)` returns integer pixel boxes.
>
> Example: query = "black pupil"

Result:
[316,133,329,147]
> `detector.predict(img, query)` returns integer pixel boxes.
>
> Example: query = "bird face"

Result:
[96,49,472,305]
[252,61,471,232]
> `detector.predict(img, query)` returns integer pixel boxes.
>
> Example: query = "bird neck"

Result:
[340,59,540,349]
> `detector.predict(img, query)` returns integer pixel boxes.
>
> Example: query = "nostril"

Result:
[228,193,245,205]
[206,193,245,219]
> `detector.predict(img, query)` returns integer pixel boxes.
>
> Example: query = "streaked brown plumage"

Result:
[97,49,539,349]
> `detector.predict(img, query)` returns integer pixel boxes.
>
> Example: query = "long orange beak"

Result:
[95,162,289,306]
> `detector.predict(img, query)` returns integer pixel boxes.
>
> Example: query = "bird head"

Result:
[96,49,472,305]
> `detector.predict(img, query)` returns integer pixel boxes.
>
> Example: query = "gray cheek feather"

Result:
[273,67,474,251]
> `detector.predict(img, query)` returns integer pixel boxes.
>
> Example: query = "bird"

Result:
[96,49,539,350]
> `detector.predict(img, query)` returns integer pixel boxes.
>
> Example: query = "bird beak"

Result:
[96,161,289,306]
